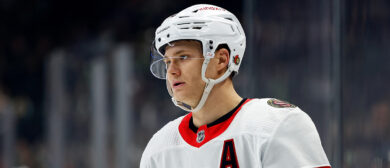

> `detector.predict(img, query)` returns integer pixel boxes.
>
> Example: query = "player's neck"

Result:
[192,80,242,127]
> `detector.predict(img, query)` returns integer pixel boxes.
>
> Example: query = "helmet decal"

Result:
[234,55,240,65]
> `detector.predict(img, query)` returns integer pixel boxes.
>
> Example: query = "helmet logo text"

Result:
[198,6,226,11]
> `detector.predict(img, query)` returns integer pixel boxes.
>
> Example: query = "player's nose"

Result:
[167,61,180,77]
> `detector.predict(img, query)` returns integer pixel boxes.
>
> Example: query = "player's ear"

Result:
[215,48,230,72]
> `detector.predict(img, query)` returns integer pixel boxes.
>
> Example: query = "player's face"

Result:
[165,40,206,107]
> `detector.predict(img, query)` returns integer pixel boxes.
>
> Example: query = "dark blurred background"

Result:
[0,0,389,167]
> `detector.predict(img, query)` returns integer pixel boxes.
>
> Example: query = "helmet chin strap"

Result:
[166,58,234,112]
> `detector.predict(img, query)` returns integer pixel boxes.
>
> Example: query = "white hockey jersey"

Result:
[140,98,331,168]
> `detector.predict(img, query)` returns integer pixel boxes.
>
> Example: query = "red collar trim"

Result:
[179,99,252,148]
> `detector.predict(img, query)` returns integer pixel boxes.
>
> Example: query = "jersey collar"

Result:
[179,98,251,148]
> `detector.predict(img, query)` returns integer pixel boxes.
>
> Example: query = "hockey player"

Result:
[141,4,331,168]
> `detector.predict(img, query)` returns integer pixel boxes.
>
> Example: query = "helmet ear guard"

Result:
[151,4,246,112]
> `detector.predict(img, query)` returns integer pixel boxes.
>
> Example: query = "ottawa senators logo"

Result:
[234,55,240,65]
[267,99,296,108]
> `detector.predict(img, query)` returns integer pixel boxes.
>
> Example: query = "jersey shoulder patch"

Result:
[267,98,296,108]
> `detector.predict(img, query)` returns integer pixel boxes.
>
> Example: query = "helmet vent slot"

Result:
[179,16,189,18]
[156,26,169,34]
[224,17,233,21]
[192,27,202,30]
[193,22,205,24]
[230,26,235,32]
[177,22,190,25]
[236,25,242,35]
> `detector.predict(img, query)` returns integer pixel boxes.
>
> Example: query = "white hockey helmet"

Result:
[150,4,246,112]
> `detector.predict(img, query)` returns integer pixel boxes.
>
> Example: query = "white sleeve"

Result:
[140,135,155,168]
[262,109,331,168]
[140,150,151,168]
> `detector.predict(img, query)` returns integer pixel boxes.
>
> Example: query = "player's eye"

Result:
[164,59,171,66]
[179,55,188,60]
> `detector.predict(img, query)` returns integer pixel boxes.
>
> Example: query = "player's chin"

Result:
[173,93,185,102]
[173,94,192,105]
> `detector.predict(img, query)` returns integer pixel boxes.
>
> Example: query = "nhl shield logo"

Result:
[196,130,205,143]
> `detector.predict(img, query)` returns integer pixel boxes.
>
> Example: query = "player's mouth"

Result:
[172,81,185,90]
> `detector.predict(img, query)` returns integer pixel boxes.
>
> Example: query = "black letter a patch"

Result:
[220,139,239,168]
